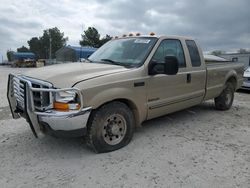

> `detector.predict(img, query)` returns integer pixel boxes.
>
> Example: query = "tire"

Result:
[86,101,135,153]
[214,82,235,110]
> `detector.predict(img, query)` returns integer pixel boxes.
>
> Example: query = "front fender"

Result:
[88,87,147,124]
[75,78,148,124]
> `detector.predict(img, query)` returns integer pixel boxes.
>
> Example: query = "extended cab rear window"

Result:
[185,40,201,67]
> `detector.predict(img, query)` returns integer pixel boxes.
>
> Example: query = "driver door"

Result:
[147,39,197,119]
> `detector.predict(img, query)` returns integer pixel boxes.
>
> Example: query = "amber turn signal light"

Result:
[53,101,80,111]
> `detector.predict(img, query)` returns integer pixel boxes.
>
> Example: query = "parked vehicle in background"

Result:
[14,59,36,67]
[35,59,45,68]
[7,34,244,153]
[242,67,250,89]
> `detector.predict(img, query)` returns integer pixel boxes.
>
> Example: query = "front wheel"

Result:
[86,101,135,153]
[214,82,235,110]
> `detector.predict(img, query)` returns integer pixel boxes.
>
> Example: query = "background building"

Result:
[10,52,36,61]
[219,53,250,69]
[55,45,97,62]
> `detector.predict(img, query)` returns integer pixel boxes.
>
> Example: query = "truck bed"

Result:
[204,61,244,100]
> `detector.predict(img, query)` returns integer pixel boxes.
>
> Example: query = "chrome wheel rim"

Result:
[102,114,127,145]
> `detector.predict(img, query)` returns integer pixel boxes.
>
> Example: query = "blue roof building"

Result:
[11,52,36,61]
[56,45,97,62]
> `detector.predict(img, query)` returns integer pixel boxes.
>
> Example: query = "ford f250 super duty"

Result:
[7,35,244,153]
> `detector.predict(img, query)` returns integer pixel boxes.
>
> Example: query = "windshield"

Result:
[88,37,158,67]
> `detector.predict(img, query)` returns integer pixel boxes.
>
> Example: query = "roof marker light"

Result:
[149,32,155,36]
[136,33,141,36]
[128,33,133,36]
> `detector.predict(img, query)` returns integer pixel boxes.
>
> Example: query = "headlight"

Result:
[53,90,80,111]
[55,91,76,103]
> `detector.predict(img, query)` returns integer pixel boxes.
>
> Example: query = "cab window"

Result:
[152,39,186,68]
[185,40,201,67]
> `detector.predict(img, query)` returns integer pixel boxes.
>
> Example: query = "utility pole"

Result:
[80,24,84,61]
[49,32,52,63]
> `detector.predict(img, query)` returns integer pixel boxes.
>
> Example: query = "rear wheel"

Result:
[214,82,234,110]
[86,101,135,153]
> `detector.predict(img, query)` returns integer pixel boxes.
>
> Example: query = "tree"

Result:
[80,27,112,48]
[100,34,112,46]
[27,27,68,59]
[210,50,225,56]
[80,27,100,48]
[40,27,68,58]
[28,37,42,58]
[6,50,12,62]
[17,46,30,52]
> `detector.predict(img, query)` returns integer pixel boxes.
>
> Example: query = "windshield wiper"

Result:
[100,59,125,66]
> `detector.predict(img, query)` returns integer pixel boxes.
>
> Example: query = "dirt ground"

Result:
[0,66,249,188]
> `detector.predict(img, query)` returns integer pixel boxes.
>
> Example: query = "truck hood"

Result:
[24,62,129,88]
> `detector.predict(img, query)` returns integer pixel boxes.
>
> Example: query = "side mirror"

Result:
[148,60,165,75]
[164,56,179,75]
[148,56,179,75]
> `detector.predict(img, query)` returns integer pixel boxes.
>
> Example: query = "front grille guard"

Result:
[8,74,84,117]
[8,74,87,138]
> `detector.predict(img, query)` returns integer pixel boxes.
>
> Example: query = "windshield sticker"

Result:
[134,39,151,44]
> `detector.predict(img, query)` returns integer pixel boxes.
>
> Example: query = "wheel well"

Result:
[90,99,140,127]
[113,99,140,127]
[226,76,237,90]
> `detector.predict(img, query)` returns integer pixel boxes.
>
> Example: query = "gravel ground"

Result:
[0,65,250,188]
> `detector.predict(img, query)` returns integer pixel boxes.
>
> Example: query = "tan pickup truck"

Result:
[7,35,244,153]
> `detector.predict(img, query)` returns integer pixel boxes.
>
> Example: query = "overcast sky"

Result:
[0,0,249,60]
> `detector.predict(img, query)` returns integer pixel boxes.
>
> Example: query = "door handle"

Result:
[187,73,191,83]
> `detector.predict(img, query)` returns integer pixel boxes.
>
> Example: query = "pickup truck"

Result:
[7,35,244,153]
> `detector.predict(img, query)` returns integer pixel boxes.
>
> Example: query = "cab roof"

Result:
[116,35,194,41]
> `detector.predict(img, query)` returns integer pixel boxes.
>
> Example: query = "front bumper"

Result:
[7,74,92,138]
